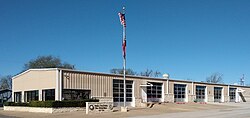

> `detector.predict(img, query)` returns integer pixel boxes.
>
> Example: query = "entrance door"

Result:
[174,84,186,102]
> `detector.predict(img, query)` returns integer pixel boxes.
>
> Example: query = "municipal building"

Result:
[12,68,250,107]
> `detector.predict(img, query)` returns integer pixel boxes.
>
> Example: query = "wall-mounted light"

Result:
[64,74,70,79]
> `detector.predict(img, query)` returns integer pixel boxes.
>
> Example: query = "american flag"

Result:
[118,11,126,59]
[122,38,126,59]
[118,12,126,27]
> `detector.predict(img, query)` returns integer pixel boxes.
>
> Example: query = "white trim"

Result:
[39,89,42,101]
[235,88,241,102]
[228,85,230,102]
[236,88,240,102]
[191,82,194,95]
[166,79,169,94]
[221,87,224,102]
[237,88,245,92]
[21,91,25,102]
[141,87,147,103]
[139,84,153,87]
[55,69,59,101]
[205,86,208,102]
[131,81,135,107]
[12,91,14,102]
[59,70,62,101]
[162,82,165,102]
[185,84,188,102]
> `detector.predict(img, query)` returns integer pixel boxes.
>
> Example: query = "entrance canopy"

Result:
[140,83,153,87]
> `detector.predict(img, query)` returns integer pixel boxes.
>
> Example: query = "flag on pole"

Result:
[118,12,126,27]
[119,6,127,109]
[122,38,126,59]
[118,11,126,59]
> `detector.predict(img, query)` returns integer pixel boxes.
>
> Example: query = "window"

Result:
[14,92,22,103]
[42,89,55,101]
[147,82,162,102]
[113,79,133,102]
[174,84,186,102]
[63,89,90,100]
[196,86,206,102]
[214,87,222,102]
[25,90,39,102]
[229,88,236,102]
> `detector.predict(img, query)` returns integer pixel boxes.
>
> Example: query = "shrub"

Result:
[4,102,29,106]
[193,99,197,103]
[29,101,54,107]
[4,99,99,108]
[52,99,99,107]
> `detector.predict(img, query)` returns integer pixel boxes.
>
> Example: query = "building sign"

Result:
[86,102,113,114]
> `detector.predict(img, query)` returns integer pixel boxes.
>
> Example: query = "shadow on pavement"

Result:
[0,114,20,118]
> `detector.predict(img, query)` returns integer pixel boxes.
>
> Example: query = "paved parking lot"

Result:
[0,103,248,118]
[130,102,250,118]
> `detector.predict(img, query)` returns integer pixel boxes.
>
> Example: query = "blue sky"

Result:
[0,0,250,85]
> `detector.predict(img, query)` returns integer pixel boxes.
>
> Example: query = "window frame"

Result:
[196,86,206,102]
[113,79,133,102]
[42,89,55,101]
[62,89,91,100]
[24,90,39,102]
[174,84,186,102]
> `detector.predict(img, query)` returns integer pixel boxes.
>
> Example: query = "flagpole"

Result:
[122,6,126,108]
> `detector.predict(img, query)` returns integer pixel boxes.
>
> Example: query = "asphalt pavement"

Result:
[130,102,250,118]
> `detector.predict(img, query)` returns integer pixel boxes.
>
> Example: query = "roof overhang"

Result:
[140,83,153,87]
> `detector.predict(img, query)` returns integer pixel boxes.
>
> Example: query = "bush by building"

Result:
[4,99,99,108]
[4,102,29,106]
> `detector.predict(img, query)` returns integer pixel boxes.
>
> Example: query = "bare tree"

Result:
[140,69,162,77]
[154,71,162,77]
[0,75,12,90]
[110,68,137,75]
[206,73,223,83]
[140,69,153,77]
[110,68,161,77]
